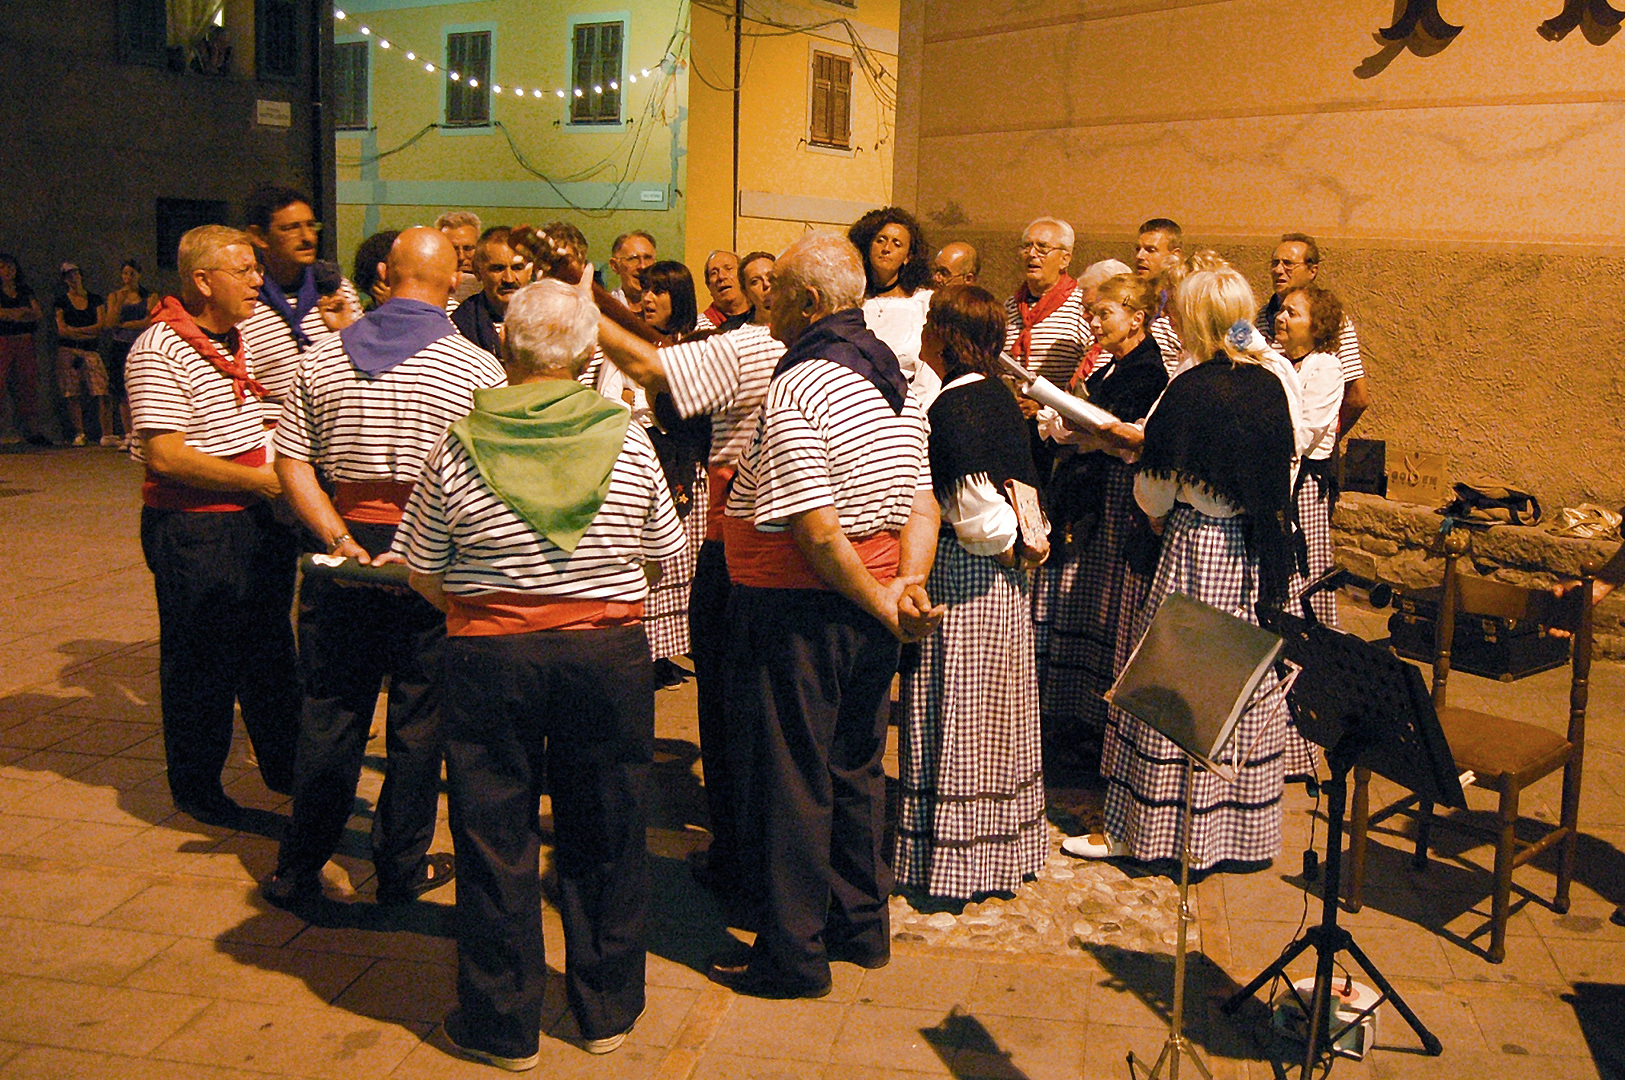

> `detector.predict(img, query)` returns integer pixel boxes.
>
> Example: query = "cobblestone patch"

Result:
[889,821,1191,959]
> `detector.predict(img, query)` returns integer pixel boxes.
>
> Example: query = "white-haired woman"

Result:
[1075,268,1296,873]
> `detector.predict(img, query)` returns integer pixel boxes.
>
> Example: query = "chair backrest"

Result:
[1433,546,1593,748]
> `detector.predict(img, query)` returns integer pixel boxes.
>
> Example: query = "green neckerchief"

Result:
[449,379,631,552]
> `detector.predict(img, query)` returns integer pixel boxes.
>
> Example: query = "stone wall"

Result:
[1332,492,1625,658]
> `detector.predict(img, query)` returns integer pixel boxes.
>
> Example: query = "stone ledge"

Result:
[1331,491,1625,658]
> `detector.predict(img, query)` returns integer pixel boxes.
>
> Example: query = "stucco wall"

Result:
[895,0,1625,511]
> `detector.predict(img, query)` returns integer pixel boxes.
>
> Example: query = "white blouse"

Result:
[864,289,940,410]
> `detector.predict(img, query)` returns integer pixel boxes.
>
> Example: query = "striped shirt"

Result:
[728,357,928,535]
[126,321,267,465]
[393,420,686,601]
[1149,314,1183,377]
[1004,287,1094,386]
[1254,300,1367,382]
[663,322,784,466]
[274,331,506,482]
[240,278,357,419]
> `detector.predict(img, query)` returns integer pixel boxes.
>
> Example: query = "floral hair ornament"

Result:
[1226,319,1254,352]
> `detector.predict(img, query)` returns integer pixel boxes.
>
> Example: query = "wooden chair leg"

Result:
[1488,784,1520,964]
[1346,765,1371,912]
[1413,798,1433,871]
[1556,756,1583,915]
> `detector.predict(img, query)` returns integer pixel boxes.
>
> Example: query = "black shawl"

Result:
[1139,356,1295,602]
[773,307,907,413]
[450,289,503,357]
[927,371,1039,504]
[1047,333,1167,530]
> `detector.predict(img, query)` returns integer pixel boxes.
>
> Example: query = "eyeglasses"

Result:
[1269,258,1313,269]
[272,220,323,235]
[1017,241,1066,258]
[207,264,264,282]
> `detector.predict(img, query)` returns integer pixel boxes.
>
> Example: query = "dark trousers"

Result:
[140,503,300,805]
[277,521,447,890]
[689,539,757,897]
[442,623,653,1054]
[726,587,900,991]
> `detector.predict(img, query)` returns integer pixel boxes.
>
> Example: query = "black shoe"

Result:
[653,658,689,689]
[261,869,322,907]
[174,793,242,827]
[24,434,52,448]
[826,940,890,970]
[1612,905,1625,928]
[707,953,831,999]
[443,1009,539,1071]
[376,852,455,904]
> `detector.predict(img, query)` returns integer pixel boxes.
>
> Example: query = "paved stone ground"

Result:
[1,445,1623,1079]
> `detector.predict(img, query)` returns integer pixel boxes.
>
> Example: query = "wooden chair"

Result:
[1345,531,1593,962]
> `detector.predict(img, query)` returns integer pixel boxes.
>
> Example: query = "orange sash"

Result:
[445,592,645,637]
[143,446,266,512]
[334,480,416,525]
[722,517,899,590]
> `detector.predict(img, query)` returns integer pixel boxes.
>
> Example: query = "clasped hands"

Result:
[887,574,946,644]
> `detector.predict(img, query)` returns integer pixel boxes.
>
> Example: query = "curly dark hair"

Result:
[847,206,931,298]
[1293,283,1345,353]
[352,230,399,308]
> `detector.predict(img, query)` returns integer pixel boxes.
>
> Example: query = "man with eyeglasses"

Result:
[451,226,535,358]
[241,185,357,425]
[1254,233,1369,435]
[126,225,300,826]
[608,231,656,310]
[1005,217,1091,487]
[930,242,980,288]
[435,210,483,310]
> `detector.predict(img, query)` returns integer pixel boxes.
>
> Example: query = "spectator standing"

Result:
[101,259,157,449]
[0,253,46,446]
[54,262,115,446]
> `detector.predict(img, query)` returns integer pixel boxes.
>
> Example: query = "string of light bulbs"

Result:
[333,8,674,101]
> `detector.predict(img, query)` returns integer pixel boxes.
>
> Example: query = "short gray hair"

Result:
[1024,216,1075,250]
[178,225,255,280]
[1078,258,1131,292]
[503,279,599,378]
[435,210,481,233]
[777,232,865,313]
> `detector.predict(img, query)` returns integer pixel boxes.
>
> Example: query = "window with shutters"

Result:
[257,0,300,82]
[570,21,624,125]
[808,51,851,150]
[333,42,369,129]
[118,0,168,66]
[444,30,492,127]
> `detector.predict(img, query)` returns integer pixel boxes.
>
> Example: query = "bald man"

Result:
[700,250,750,330]
[930,242,979,288]
[263,226,507,906]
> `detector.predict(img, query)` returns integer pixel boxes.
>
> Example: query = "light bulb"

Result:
[405,51,415,60]
[532,88,542,97]
[628,74,637,83]
[641,68,649,76]
[492,83,502,92]
[468,78,478,88]
[609,80,618,90]
[593,84,602,93]
[449,71,460,81]
[334,8,345,18]
[574,87,583,97]
[556,89,565,98]
[378,39,389,48]
[425,62,435,72]
[359,25,370,34]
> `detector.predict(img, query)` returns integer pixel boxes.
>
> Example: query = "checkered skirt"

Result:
[1036,460,1152,750]
[895,534,1047,898]
[645,466,706,660]
[1100,506,1290,870]
[1281,468,1337,778]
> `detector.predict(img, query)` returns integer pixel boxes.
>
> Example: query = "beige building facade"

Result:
[895,0,1625,509]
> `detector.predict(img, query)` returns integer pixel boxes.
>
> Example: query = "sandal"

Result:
[376,852,456,905]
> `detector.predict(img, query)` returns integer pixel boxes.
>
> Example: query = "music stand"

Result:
[1222,594,1466,1076]
[1106,593,1288,1080]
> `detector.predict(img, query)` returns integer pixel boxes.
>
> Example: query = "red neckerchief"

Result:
[1068,343,1105,393]
[1013,274,1077,365]
[150,295,268,405]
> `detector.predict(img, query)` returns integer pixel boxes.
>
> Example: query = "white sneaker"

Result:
[583,1006,645,1054]
[71,434,88,447]
[1060,833,1127,859]
[100,434,119,447]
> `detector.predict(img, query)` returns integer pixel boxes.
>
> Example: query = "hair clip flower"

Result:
[1226,319,1253,351]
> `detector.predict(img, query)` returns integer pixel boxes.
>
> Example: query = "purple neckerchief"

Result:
[340,298,457,378]
[771,307,908,413]
[258,266,320,348]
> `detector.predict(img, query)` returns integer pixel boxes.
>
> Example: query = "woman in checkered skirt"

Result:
[1272,283,1348,780]
[1076,268,1297,872]
[895,285,1048,899]
[1036,274,1168,765]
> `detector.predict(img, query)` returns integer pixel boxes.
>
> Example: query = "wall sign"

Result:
[256,99,293,128]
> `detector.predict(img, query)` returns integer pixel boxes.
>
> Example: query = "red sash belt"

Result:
[142,446,265,512]
[722,517,899,590]
[704,463,736,542]
[445,591,645,637]
[334,480,416,525]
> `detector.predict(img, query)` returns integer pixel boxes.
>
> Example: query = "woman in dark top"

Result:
[1037,274,1168,775]
[54,263,113,447]
[1080,267,1296,873]
[894,285,1048,900]
[0,253,45,445]
[100,259,157,448]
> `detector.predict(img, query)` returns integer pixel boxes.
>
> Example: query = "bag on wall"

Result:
[1545,503,1623,542]
[1438,479,1541,527]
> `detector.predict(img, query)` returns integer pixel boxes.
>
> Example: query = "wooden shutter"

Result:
[334,41,368,129]
[256,0,299,81]
[572,22,623,123]
[445,31,491,126]
[810,52,851,148]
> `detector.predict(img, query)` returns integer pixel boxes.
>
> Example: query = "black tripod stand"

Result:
[1223,577,1464,1075]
